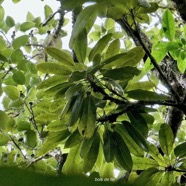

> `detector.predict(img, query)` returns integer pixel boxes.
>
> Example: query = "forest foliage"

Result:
[1,0,186,185]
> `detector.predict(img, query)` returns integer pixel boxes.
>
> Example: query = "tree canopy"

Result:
[1,0,186,185]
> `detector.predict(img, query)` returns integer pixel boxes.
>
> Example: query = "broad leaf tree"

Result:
[1,0,186,185]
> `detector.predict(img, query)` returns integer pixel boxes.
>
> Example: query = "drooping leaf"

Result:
[78,95,97,139]
[174,142,186,158]
[70,5,98,48]
[122,121,148,151]
[12,35,29,49]
[74,29,87,63]
[0,133,9,146]
[63,145,83,175]
[83,132,100,172]
[89,33,112,61]
[65,130,83,148]
[114,124,144,157]
[103,129,116,162]
[162,9,175,41]
[38,130,70,156]
[46,47,74,66]
[159,123,174,155]
[114,131,133,171]
[36,62,72,75]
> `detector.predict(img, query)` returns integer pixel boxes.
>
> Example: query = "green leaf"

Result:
[103,47,145,68]
[105,39,120,59]
[36,62,72,75]
[74,29,87,63]
[38,130,70,156]
[65,130,83,148]
[26,11,34,22]
[0,37,6,50]
[12,35,29,49]
[174,142,186,158]
[127,111,148,137]
[12,0,21,3]
[162,9,175,41]
[114,124,144,157]
[83,132,100,172]
[65,83,83,100]
[0,6,5,21]
[0,110,10,130]
[102,66,140,80]
[126,81,155,91]
[132,157,159,170]
[104,18,115,30]
[46,47,74,66]
[47,121,67,132]
[24,130,37,148]
[12,70,25,85]
[70,5,97,48]
[114,131,133,171]
[89,33,112,61]
[102,162,114,178]
[80,135,95,158]
[44,5,53,19]
[133,168,159,186]
[17,121,30,131]
[159,124,174,155]
[103,129,116,162]
[78,95,97,139]
[159,172,175,186]
[63,145,83,175]
[3,85,19,100]
[123,121,148,151]
[127,89,169,101]
[68,93,84,127]
[5,16,15,27]
[20,22,35,31]
[37,75,68,89]
[0,133,9,146]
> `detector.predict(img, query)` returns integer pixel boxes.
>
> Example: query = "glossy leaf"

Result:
[89,33,112,61]
[159,123,174,155]
[74,29,87,63]
[103,129,116,162]
[174,142,186,158]
[78,95,96,139]
[114,131,133,171]
[114,124,144,157]
[46,47,74,66]
[105,39,120,59]
[162,9,175,41]
[83,132,100,172]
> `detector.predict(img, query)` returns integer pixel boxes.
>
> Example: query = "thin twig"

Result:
[42,10,60,27]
